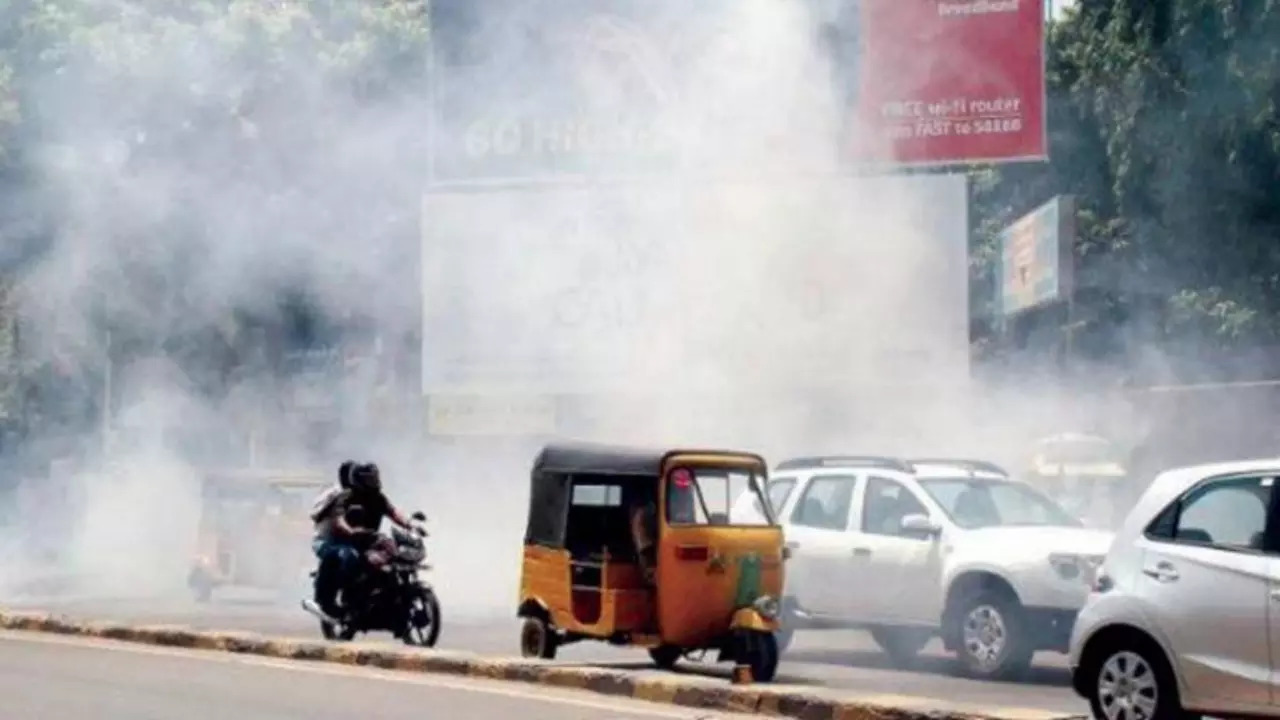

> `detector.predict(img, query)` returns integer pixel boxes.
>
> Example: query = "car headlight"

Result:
[752,594,780,619]
[1049,553,1104,584]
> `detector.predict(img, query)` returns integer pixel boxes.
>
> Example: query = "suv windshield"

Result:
[918,477,1081,529]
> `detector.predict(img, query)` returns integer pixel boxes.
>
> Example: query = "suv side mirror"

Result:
[900,513,941,538]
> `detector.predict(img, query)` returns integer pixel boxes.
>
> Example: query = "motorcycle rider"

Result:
[310,460,360,619]
[319,462,417,619]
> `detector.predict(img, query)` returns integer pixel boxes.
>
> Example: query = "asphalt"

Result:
[0,630,763,720]
[1,593,1087,715]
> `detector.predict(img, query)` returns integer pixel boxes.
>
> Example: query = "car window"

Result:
[1151,475,1273,551]
[919,476,1080,529]
[862,476,929,536]
[790,474,857,531]
[767,478,796,514]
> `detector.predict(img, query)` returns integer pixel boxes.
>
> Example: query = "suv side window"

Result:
[790,474,858,531]
[862,476,930,537]
[1146,475,1274,552]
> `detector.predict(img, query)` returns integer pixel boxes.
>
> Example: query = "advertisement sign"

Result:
[997,195,1075,317]
[846,0,1047,166]
[420,174,969,396]
[428,0,1046,184]
[428,0,694,184]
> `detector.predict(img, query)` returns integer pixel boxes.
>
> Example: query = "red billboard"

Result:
[844,0,1046,167]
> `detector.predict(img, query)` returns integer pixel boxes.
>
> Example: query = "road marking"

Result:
[0,630,748,718]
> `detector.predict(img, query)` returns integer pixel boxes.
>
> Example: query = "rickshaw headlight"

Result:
[752,594,780,619]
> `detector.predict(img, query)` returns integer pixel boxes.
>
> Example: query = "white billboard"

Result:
[421,174,968,398]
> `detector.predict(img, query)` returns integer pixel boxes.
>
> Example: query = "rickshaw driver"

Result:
[629,469,701,585]
[629,490,658,584]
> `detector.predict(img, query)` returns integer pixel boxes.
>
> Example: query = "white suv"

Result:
[754,455,1113,679]
[1069,459,1280,720]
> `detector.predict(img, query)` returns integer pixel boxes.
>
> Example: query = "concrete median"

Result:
[0,610,1085,720]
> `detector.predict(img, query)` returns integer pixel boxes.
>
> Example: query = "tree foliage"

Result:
[0,0,430,430]
[972,0,1280,362]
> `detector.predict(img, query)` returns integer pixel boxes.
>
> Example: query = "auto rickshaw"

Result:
[517,442,785,682]
[1026,433,1130,528]
[188,468,328,602]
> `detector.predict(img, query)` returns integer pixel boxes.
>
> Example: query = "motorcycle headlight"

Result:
[752,594,780,619]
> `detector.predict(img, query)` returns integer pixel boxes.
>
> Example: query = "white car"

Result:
[1068,459,1280,720]
[757,455,1112,679]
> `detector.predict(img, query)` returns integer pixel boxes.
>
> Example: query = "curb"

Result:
[0,611,1085,720]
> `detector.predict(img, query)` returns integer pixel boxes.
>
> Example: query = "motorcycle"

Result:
[301,510,442,647]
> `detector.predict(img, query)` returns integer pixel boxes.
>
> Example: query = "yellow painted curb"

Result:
[0,610,1087,720]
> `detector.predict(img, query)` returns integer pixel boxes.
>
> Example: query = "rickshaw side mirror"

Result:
[411,511,427,522]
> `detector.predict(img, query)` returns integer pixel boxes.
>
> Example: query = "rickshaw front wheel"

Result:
[649,644,682,669]
[742,631,779,682]
[519,616,559,660]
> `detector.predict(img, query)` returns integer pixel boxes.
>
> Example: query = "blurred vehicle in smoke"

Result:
[187,468,327,602]
[1026,433,1131,529]
[1069,459,1280,720]
[751,455,1111,680]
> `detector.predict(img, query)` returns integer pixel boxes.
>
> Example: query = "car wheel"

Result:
[519,616,559,660]
[870,626,932,667]
[1085,638,1186,720]
[951,590,1033,680]
[649,644,682,669]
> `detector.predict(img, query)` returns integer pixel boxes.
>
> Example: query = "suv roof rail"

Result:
[908,458,1010,476]
[775,455,913,473]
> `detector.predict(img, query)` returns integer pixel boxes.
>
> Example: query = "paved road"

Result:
[0,629,764,720]
[2,593,1086,715]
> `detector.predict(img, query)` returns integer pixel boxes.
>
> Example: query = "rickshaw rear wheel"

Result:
[520,616,558,660]
[649,644,683,669]
[743,631,779,682]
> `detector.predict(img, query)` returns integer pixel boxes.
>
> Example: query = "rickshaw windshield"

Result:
[666,466,774,527]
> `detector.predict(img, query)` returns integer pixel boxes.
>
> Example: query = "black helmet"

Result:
[338,460,355,489]
[350,462,381,493]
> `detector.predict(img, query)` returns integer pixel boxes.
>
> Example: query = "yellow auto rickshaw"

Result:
[188,468,328,602]
[1026,433,1130,528]
[517,442,786,682]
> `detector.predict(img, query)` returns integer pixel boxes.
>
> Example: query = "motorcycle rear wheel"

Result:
[403,588,441,648]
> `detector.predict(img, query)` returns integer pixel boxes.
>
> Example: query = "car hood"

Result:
[959,525,1114,557]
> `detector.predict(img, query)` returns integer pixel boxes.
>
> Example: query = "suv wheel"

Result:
[950,589,1032,680]
[870,626,931,667]
[1083,637,1187,720]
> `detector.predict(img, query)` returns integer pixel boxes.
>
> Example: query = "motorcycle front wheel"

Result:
[403,587,441,648]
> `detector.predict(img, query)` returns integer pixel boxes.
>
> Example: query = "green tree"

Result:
[974,0,1280,364]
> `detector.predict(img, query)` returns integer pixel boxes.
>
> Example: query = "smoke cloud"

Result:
[0,0,1113,616]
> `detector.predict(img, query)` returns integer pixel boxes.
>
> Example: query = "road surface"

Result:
[0,629,765,720]
[2,594,1086,715]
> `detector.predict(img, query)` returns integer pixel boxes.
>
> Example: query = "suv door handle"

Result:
[852,547,872,557]
[1142,561,1179,582]
[1269,588,1280,602]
